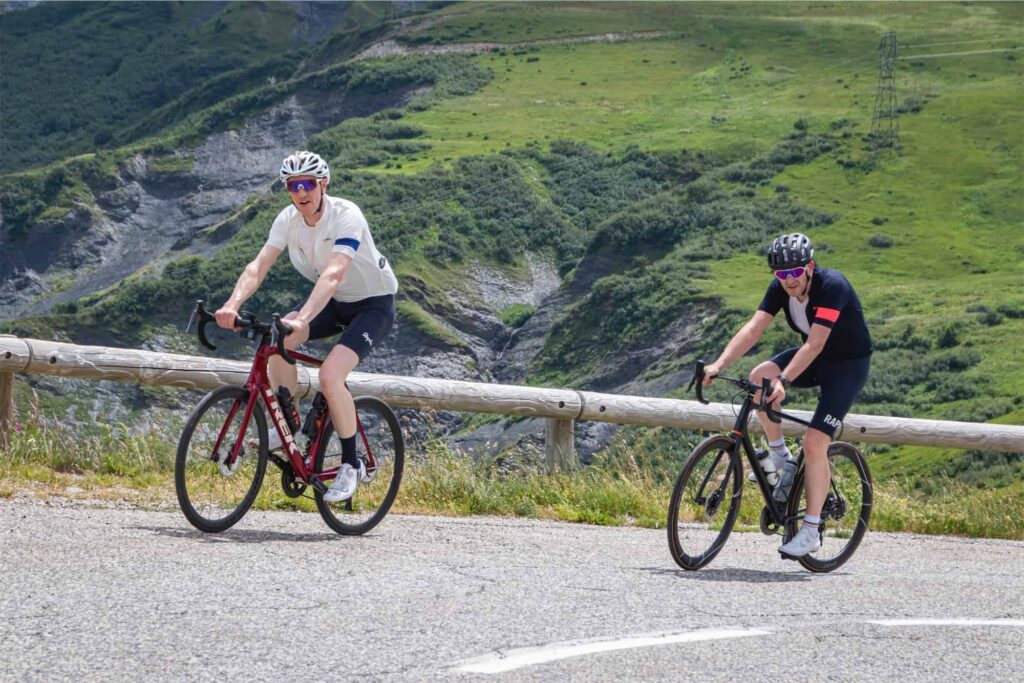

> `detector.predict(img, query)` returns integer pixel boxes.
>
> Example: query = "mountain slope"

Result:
[1,1,1021,482]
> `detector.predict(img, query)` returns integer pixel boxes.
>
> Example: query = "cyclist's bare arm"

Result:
[216,245,282,329]
[703,310,774,384]
[290,252,353,326]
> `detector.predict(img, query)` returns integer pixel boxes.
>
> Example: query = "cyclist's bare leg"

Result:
[750,362,830,518]
[801,428,831,519]
[268,318,310,398]
[319,344,359,439]
[749,361,784,443]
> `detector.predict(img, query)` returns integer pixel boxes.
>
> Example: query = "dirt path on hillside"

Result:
[354,29,669,61]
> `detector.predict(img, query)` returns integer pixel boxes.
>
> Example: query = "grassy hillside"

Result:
[0,1,431,172]
[354,1,1023,481]
[2,1,1021,497]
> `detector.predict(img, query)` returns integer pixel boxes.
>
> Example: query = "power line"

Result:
[899,37,1012,49]
[897,46,1024,61]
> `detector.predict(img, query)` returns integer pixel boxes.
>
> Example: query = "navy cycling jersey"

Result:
[758,267,872,361]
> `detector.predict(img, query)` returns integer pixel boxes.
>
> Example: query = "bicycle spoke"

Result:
[315,397,404,535]
[787,442,872,572]
[667,436,742,570]
[175,387,268,533]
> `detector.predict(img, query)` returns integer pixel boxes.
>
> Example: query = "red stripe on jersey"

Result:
[815,307,841,323]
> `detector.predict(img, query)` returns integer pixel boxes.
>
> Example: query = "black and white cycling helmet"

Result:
[767,232,814,269]
[279,150,330,185]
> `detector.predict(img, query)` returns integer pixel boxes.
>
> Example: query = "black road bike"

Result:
[667,361,872,573]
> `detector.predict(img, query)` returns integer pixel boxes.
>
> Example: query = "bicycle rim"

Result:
[315,396,405,535]
[787,442,872,573]
[667,435,743,570]
[175,386,268,533]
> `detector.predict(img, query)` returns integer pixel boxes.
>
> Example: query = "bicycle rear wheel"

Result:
[175,386,268,533]
[785,441,872,573]
[314,396,405,535]
[667,435,743,570]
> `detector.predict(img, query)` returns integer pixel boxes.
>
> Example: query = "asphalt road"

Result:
[2,500,1022,682]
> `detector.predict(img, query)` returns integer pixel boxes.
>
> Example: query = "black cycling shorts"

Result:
[294,294,395,361]
[768,347,871,438]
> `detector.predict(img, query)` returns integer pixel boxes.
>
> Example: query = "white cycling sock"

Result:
[802,515,821,533]
[768,438,791,461]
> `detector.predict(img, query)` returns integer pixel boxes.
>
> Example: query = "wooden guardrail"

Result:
[1,335,1023,463]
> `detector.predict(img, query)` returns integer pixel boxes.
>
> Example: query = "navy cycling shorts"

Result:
[293,294,395,361]
[768,347,871,438]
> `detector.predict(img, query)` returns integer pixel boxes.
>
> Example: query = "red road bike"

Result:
[174,300,404,535]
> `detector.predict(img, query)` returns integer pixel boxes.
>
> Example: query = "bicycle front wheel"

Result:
[175,386,268,533]
[315,396,405,535]
[785,441,872,573]
[667,435,743,570]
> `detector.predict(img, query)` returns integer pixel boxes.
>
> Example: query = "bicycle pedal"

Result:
[779,551,799,561]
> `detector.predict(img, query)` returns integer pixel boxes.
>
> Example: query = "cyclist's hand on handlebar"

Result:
[214,305,240,330]
[279,313,304,338]
[702,361,723,385]
[766,378,787,407]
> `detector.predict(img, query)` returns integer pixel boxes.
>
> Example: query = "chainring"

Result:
[281,465,307,498]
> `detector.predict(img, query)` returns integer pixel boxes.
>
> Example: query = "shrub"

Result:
[996,303,1024,319]
[936,322,960,349]
[978,310,1004,326]
[896,96,925,114]
[868,233,894,248]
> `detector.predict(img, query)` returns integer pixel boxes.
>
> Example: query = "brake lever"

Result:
[189,300,218,351]
[760,376,782,424]
[691,360,710,405]
[273,314,296,366]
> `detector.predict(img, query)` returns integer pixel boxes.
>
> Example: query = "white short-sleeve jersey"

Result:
[266,195,398,302]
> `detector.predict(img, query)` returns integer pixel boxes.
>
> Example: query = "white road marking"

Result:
[452,627,772,675]
[870,619,1024,628]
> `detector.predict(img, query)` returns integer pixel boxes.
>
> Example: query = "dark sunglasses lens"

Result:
[287,179,316,193]
[775,267,804,280]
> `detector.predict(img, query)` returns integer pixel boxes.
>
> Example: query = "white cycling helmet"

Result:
[279,150,330,185]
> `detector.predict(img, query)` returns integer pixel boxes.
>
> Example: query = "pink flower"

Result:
[14,421,23,432]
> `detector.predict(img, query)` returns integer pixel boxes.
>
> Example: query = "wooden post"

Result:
[0,334,17,448]
[0,371,13,448]
[545,418,576,472]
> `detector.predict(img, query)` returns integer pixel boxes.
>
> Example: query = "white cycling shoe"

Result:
[324,461,366,503]
[779,525,822,557]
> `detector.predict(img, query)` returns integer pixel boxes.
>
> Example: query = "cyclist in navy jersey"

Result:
[702,233,872,557]
[215,151,398,504]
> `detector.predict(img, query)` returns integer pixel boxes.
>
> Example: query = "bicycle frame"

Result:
[200,317,377,492]
[692,362,816,528]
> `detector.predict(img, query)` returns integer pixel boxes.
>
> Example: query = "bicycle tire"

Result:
[785,441,872,573]
[175,386,268,533]
[314,396,405,536]
[667,434,743,570]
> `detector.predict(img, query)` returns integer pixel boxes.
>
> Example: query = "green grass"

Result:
[498,303,535,328]
[4,2,1022,531]
[373,2,1023,172]
[2,421,1021,539]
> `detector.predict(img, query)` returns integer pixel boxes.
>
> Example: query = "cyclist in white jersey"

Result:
[215,151,398,503]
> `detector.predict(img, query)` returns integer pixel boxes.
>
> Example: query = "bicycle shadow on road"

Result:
[132,524,369,544]
[641,566,816,583]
